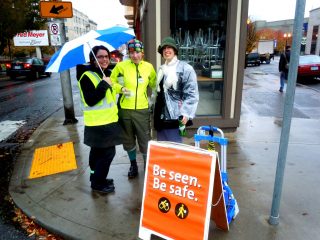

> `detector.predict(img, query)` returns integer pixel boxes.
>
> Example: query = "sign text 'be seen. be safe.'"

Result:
[153,164,201,201]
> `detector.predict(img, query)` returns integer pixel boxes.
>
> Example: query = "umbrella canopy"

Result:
[45,26,135,72]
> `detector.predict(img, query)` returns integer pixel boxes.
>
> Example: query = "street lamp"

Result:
[283,33,291,47]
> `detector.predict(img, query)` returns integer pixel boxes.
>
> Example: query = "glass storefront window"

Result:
[170,0,228,116]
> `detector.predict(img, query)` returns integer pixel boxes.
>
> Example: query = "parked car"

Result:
[245,53,261,67]
[6,57,51,80]
[110,50,123,64]
[297,55,320,81]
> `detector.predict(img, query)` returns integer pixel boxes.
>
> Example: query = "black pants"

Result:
[89,146,115,185]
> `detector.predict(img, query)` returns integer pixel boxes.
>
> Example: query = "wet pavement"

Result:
[8,62,320,239]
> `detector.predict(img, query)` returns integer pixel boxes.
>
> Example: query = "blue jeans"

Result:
[280,71,287,90]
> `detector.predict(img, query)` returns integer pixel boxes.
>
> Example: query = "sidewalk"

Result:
[9,109,320,239]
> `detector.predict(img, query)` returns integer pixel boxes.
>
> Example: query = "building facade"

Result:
[254,6,320,56]
[64,8,97,41]
[120,0,249,130]
[254,18,309,54]
[305,7,320,55]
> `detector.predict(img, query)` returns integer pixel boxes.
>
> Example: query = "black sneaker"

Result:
[279,88,283,92]
[103,178,114,186]
[128,165,138,179]
[91,184,115,194]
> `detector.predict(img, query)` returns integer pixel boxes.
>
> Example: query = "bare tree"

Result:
[246,20,259,53]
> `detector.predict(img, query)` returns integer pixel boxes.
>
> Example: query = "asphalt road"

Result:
[0,71,79,239]
[243,57,320,119]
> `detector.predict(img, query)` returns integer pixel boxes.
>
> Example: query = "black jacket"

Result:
[278,50,290,73]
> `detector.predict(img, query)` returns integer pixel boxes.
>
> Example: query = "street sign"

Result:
[50,23,59,35]
[49,23,60,35]
[40,1,73,18]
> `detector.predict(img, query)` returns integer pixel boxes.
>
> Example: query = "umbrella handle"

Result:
[87,42,107,78]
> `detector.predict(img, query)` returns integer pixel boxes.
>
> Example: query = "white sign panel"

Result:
[13,30,49,47]
[50,35,62,46]
[49,23,60,35]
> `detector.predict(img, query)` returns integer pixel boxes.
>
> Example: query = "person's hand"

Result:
[103,76,112,85]
[181,116,188,125]
[121,87,131,96]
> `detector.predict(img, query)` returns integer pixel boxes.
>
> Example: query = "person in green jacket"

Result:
[110,39,156,178]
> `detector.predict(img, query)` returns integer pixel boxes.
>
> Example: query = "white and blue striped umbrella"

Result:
[45,26,135,72]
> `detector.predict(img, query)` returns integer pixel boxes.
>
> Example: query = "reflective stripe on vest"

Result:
[79,71,115,111]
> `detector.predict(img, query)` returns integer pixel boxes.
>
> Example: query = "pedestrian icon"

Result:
[158,197,171,213]
[175,203,189,219]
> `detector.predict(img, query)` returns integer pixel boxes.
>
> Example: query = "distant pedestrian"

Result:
[110,39,156,179]
[153,37,199,143]
[278,45,291,92]
[77,45,122,194]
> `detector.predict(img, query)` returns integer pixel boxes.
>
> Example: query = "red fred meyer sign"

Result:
[139,141,219,240]
[13,30,49,47]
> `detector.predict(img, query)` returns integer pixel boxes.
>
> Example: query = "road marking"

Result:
[0,120,25,142]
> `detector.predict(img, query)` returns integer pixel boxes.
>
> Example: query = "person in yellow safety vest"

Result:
[110,39,156,179]
[77,45,122,194]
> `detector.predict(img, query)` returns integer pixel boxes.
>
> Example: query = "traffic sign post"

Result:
[41,1,77,124]
[47,18,78,125]
[40,1,73,18]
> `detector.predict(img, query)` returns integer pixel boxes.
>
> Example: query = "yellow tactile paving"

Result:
[29,142,77,179]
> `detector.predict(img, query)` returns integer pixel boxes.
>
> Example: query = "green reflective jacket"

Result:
[110,59,156,109]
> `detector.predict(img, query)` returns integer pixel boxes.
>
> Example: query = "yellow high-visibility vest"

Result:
[78,71,118,126]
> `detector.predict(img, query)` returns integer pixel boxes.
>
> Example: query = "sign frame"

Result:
[138,141,227,240]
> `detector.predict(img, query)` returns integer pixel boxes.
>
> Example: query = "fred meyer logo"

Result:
[16,32,46,38]
[13,30,49,47]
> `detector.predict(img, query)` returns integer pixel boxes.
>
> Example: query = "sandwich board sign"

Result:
[139,141,228,240]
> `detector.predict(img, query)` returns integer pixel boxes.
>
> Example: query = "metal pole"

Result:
[285,38,287,47]
[57,19,78,125]
[269,0,306,225]
[35,47,42,59]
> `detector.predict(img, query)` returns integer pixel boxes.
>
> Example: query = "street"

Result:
[0,71,80,240]
[243,57,320,119]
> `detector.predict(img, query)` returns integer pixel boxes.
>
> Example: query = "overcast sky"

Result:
[249,0,320,22]
[69,0,320,29]
[69,0,128,29]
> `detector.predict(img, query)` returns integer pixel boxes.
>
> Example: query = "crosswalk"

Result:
[0,120,25,142]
